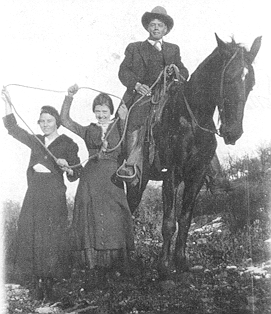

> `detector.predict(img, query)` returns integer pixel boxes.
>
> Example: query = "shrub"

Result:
[3,200,20,263]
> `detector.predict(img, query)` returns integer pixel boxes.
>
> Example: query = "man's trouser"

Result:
[116,98,151,186]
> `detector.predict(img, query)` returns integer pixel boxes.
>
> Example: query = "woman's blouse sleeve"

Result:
[3,113,36,148]
[64,136,82,182]
[60,96,87,139]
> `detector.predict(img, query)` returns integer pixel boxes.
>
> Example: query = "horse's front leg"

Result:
[158,168,179,280]
[175,171,206,273]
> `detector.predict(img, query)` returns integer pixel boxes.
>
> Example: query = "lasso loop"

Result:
[3,69,171,169]
[3,84,126,168]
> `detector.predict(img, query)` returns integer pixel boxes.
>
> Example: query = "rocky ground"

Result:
[5,215,271,314]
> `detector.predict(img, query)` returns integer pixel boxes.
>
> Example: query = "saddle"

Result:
[115,65,183,186]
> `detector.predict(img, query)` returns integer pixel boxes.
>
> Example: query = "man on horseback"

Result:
[116,6,189,186]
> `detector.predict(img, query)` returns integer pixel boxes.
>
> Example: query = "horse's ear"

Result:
[249,36,262,63]
[215,33,228,56]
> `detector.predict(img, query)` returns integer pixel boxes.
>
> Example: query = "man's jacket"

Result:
[119,40,189,107]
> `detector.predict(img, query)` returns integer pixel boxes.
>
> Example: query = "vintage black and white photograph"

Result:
[1,0,270,313]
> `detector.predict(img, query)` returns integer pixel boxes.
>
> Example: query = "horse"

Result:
[126,33,262,280]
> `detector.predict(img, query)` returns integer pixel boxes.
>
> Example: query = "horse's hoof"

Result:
[160,280,176,291]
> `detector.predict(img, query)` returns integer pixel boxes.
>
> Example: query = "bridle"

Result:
[3,50,245,169]
[217,48,243,129]
[182,47,243,137]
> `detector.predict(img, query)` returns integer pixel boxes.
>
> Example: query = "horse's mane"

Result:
[189,37,247,84]
[227,36,243,49]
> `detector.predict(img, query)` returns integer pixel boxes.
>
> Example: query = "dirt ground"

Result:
[5,215,271,314]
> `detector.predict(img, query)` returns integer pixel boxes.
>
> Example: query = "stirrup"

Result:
[116,160,137,182]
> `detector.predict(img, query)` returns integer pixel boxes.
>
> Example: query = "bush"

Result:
[3,200,21,263]
[194,167,270,233]
[187,217,271,268]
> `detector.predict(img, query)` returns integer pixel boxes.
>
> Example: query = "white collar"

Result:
[44,135,59,147]
[96,120,113,128]
[148,39,163,46]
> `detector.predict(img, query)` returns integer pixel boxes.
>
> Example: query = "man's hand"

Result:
[135,82,151,96]
[67,84,79,97]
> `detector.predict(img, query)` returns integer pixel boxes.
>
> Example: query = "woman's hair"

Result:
[92,93,114,115]
[38,106,61,128]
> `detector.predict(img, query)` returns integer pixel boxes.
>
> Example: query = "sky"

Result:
[0,0,270,205]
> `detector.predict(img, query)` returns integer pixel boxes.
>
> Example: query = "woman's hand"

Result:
[2,87,13,115]
[56,158,74,176]
[67,84,79,97]
[118,103,128,120]
[1,87,12,105]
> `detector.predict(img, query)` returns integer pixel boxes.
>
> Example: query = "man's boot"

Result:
[116,128,143,186]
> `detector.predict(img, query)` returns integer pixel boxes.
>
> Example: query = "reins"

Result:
[102,67,166,153]
[4,51,240,169]
[179,48,240,137]
[168,64,221,136]
[150,64,221,136]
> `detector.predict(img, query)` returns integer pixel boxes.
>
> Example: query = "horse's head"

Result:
[215,34,262,145]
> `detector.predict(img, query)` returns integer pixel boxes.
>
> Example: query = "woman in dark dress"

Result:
[60,84,134,287]
[2,88,82,300]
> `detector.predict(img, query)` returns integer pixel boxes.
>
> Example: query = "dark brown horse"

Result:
[126,34,261,279]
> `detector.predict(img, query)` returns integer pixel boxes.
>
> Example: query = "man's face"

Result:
[147,19,168,40]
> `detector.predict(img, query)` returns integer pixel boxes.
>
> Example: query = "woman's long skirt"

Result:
[72,158,134,269]
[13,172,70,282]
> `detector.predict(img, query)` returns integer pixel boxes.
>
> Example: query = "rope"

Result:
[104,67,166,153]
[3,84,125,168]
[4,84,124,102]
[3,74,165,169]
[182,90,220,135]
[3,67,185,169]
[69,69,165,164]
[8,101,59,163]
[4,50,242,168]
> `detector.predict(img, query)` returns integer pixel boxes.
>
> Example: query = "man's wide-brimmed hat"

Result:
[141,6,174,34]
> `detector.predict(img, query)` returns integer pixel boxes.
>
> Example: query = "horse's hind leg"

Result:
[158,169,178,280]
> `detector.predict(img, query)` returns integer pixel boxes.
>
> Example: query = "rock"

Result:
[35,306,60,313]
[191,265,204,272]
[226,265,238,271]
[5,284,21,289]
